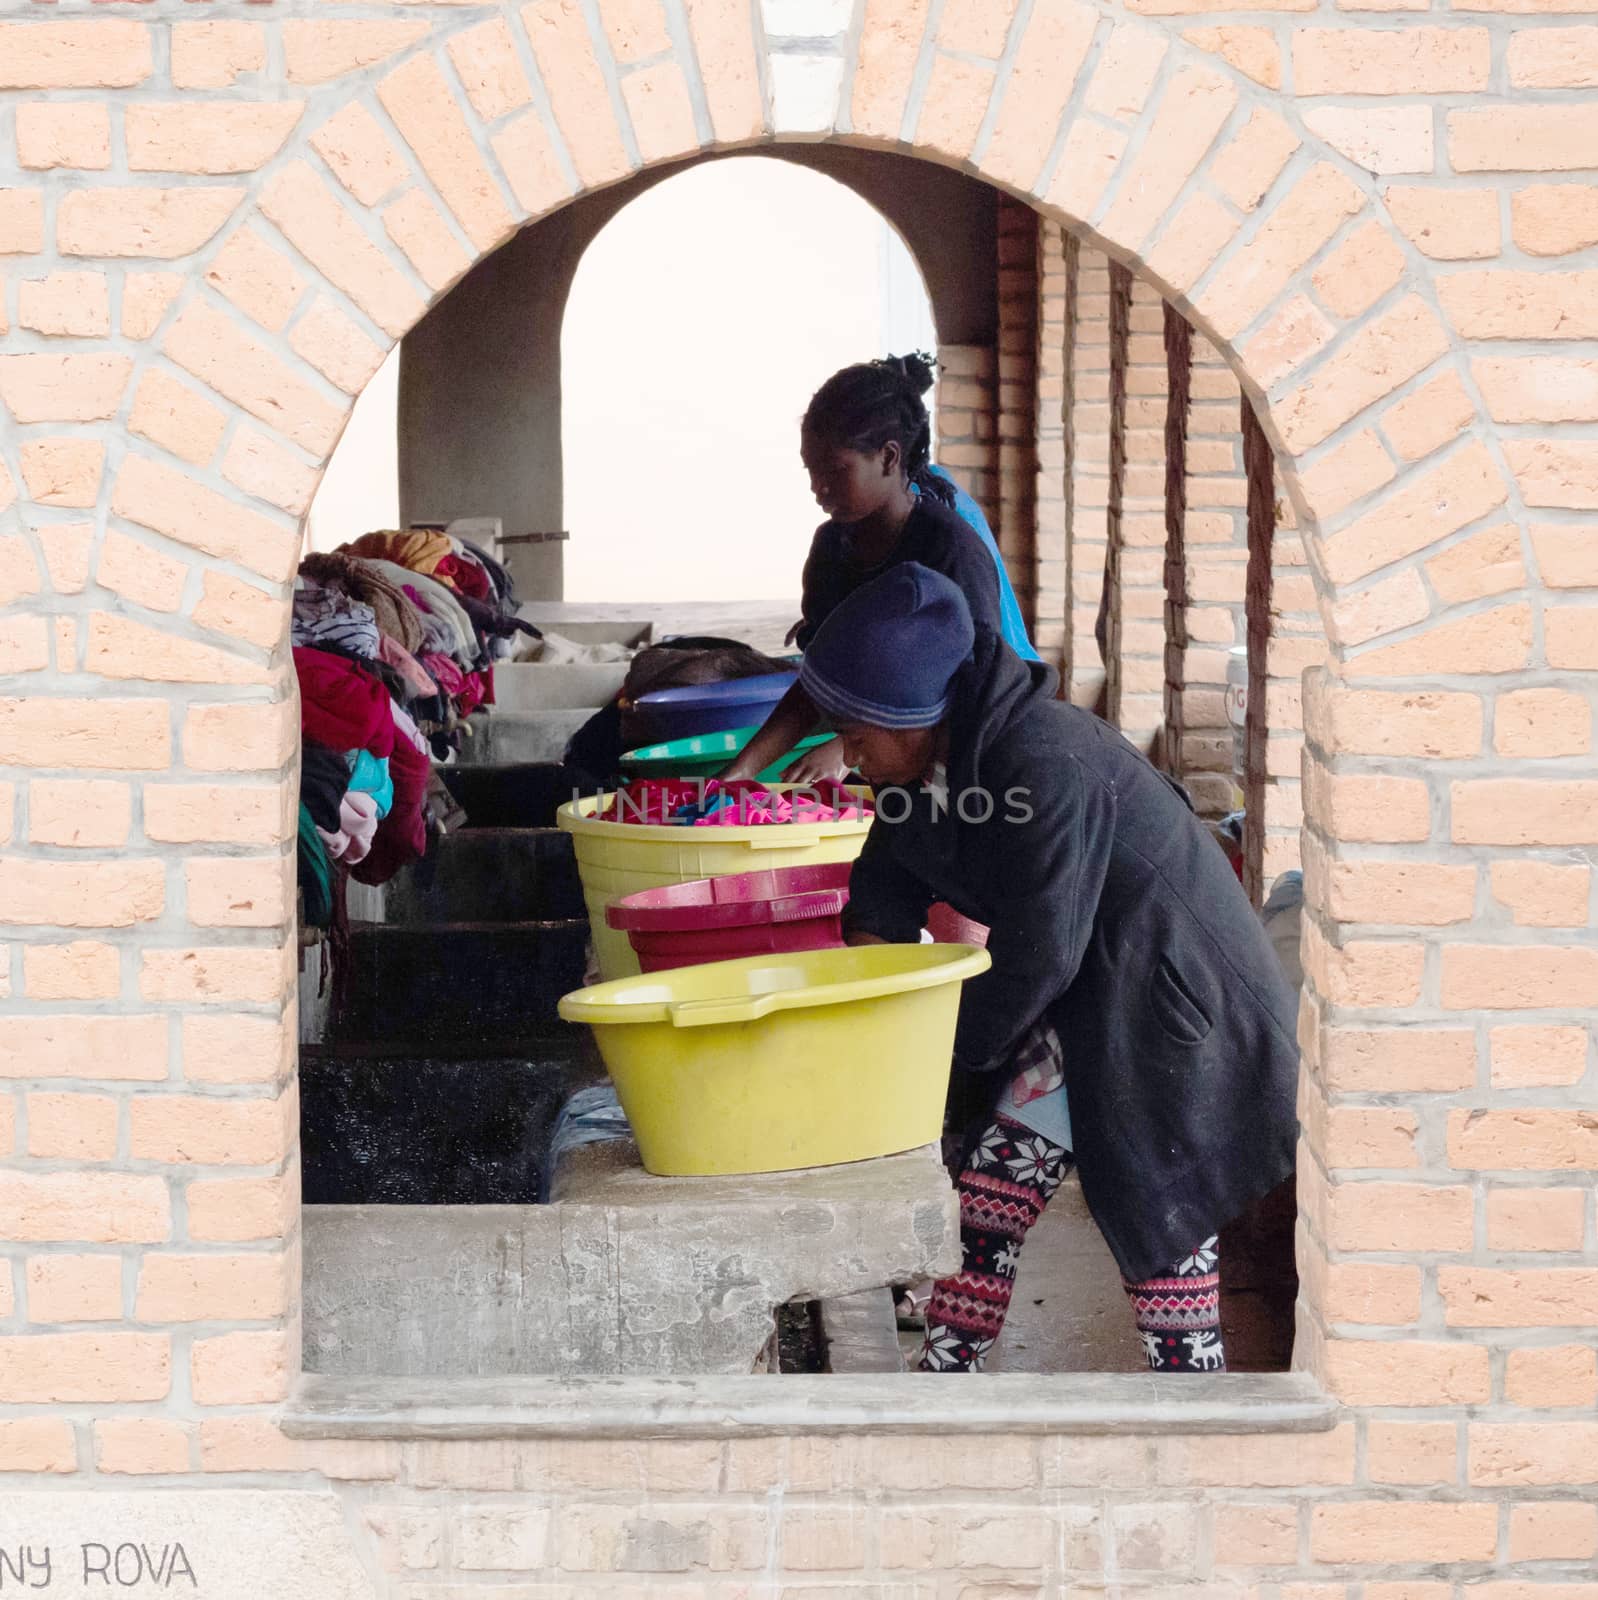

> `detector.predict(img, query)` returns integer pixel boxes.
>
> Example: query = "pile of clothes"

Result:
[597,778,870,828]
[295,527,533,928]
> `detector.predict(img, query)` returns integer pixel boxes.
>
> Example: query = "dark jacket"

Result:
[796,497,1003,651]
[842,630,1300,1282]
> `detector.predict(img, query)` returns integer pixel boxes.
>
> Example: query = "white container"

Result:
[1225,647,1248,776]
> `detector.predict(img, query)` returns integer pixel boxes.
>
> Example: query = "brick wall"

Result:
[0,1,1593,1590]
[1034,220,1069,676]
[994,196,1039,638]
[934,342,998,533]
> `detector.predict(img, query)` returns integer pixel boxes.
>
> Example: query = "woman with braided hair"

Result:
[722,353,1038,784]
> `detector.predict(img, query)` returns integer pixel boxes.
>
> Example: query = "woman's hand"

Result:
[782,737,852,785]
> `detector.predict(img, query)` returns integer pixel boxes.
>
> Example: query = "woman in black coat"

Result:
[800,563,1301,1373]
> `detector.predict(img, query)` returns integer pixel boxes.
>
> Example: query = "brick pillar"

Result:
[1168,330,1252,816]
[1063,243,1111,710]
[1110,273,1168,752]
[1033,221,1069,675]
[995,196,1038,635]
[934,343,998,534]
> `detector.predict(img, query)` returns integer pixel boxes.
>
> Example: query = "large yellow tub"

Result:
[557,788,874,980]
[557,942,992,1176]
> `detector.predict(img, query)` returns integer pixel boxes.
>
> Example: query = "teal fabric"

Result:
[297,803,333,928]
[923,465,1042,664]
[346,749,393,820]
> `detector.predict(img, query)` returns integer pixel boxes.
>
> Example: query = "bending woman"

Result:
[804,563,1300,1374]
[722,354,1036,784]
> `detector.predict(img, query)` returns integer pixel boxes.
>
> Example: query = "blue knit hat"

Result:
[799,563,975,730]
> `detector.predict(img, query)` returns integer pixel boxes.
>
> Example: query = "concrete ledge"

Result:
[284,1371,1339,1440]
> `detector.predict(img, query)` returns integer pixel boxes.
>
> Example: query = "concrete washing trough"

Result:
[302,1141,958,1378]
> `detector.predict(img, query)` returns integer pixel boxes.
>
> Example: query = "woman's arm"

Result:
[719,679,821,781]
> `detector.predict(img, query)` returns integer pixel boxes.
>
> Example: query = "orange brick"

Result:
[172,21,264,90]
[1505,1346,1598,1409]
[86,612,266,689]
[0,1015,168,1083]
[1449,1109,1598,1172]
[186,1172,295,1243]
[145,784,289,847]
[34,523,93,595]
[289,299,388,396]
[1310,1501,1495,1564]
[1329,1182,1474,1252]
[128,367,228,467]
[620,61,699,166]
[57,187,243,260]
[182,701,297,775]
[191,1329,289,1405]
[126,103,301,176]
[181,1011,292,1086]
[1324,1344,1484,1408]
[311,102,410,208]
[1322,1029,1476,1094]
[139,946,289,1006]
[0,1332,169,1403]
[1487,1187,1587,1252]
[1514,184,1598,258]
[1491,1026,1590,1089]
[1509,1502,1598,1562]
[1325,1261,1422,1324]
[204,227,307,333]
[95,1418,191,1475]
[449,18,535,118]
[16,103,111,171]
[1210,109,1300,213]
[1470,1422,1598,1486]
[192,565,292,644]
[1366,1421,1458,1486]
[95,527,188,613]
[1443,945,1598,1010]
[1384,185,1501,261]
[1443,1268,1598,1328]
[1440,269,1598,340]
[1491,861,1591,928]
[134,1251,287,1322]
[1324,860,1475,927]
[130,1091,289,1167]
[0,1418,77,1473]
[282,20,429,85]
[26,1253,123,1322]
[26,1091,119,1159]
[121,271,182,340]
[185,855,293,930]
[1213,1502,1297,1566]
[23,941,121,1003]
[1449,103,1598,173]
[1453,781,1598,847]
[0,859,162,927]
[1533,523,1598,587]
[383,189,470,292]
[1495,690,1592,761]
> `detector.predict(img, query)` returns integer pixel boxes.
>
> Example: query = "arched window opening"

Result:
[560,156,937,603]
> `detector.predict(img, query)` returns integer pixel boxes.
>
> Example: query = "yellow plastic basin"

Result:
[557,942,992,1176]
[557,787,874,981]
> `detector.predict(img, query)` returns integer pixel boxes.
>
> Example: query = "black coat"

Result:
[842,631,1300,1282]
[795,497,1003,651]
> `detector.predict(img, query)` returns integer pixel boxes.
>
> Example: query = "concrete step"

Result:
[329,920,589,1046]
[299,1044,596,1206]
[439,761,596,830]
[382,827,584,925]
[454,709,593,766]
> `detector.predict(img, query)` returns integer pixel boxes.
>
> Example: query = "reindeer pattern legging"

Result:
[920,1019,1226,1374]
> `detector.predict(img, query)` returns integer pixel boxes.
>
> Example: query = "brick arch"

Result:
[2,0,1592,1536]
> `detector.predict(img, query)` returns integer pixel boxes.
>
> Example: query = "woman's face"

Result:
[836,722,937,789]
[801,430,902,525]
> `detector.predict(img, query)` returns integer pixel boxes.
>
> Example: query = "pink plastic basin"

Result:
[606,863,989,973]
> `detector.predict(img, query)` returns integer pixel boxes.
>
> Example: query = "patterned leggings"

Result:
[919,1113,1226,1374]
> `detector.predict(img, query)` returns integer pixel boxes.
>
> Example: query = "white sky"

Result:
[307,157,937,601]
